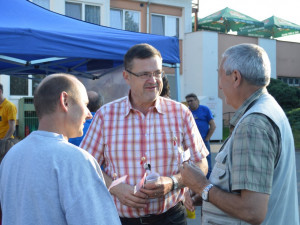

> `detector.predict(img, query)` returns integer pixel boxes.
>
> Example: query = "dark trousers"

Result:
[204,140,212,179]
[120,201,187,225]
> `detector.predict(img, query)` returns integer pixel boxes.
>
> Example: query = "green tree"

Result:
[287,108,300,129]
[267,78,300,111]
[125,11,139,32]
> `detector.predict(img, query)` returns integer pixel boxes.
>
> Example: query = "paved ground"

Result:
[187,142,300,224]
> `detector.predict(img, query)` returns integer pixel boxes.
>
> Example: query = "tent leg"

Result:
[175,63,181,102]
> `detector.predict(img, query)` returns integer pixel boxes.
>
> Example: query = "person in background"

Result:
[160,76,171,98]
[69,90,103,146]
[0,84,17,140]
[185,93,216,179]
[0,73,121,225]
[81,43,209,225]
[0,84,18,225]
[181,44,299,225]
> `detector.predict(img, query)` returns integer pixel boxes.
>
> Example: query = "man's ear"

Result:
[123,70,130,85]
[59,91,69,112]
[232,70,242,88]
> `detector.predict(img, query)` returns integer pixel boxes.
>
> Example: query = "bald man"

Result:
[0,74,121,225]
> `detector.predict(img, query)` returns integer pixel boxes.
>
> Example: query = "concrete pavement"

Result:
[187,142,300,225]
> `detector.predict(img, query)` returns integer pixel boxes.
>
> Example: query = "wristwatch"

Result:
[202,184,214,202]
[170,175,179,191]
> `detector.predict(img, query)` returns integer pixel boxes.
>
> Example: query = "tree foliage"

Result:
[267,78,300,111]
[287,108,300,130]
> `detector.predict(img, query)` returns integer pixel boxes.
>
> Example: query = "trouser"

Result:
[120,201,187,225]
[204,140,212,179]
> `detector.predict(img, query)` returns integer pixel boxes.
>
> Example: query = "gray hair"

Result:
[222,44,271,86]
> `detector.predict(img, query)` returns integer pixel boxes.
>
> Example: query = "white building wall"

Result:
[183,31,222,140]
[183,31,218,98]
[258,38,277,79]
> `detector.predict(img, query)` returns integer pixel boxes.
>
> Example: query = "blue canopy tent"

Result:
[0,0,180,97]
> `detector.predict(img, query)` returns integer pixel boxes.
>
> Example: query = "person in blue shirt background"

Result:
[185,93,216,178]
[69,90,103,146]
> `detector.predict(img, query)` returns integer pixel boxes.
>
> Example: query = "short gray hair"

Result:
[222,43,271,86]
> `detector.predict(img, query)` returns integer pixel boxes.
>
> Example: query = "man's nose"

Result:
[86,110,93,120]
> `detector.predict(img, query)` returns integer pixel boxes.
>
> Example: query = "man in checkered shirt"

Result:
[180,44,299,225]
[80,43,209,225]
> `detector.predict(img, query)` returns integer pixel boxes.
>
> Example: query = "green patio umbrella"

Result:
[238,16,300,38]
[197,7,264,33]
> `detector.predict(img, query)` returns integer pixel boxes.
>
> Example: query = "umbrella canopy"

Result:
[197,7,264,33]
[238,16,300,38]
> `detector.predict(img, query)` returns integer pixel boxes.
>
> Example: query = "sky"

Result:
[195,0,300,43]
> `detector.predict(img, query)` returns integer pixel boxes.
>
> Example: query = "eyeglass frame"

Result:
[125,69,165,79]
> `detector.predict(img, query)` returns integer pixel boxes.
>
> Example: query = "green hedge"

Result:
[287,108,300,130]
[287,108,300,149]
[267,78,300,111]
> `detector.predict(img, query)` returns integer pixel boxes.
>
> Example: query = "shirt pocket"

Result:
[152,130,183,173]
[210,149,227,182]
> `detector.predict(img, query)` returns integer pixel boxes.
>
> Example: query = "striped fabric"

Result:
[81,95,208,218]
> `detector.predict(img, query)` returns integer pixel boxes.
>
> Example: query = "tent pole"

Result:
[175,63,181,102]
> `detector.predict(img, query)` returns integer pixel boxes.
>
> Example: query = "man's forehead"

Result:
[132,56,162,66]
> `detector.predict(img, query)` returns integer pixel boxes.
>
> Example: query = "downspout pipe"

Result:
[147,0,151,33]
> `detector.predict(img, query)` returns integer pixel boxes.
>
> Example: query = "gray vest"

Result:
[202,93,299,225]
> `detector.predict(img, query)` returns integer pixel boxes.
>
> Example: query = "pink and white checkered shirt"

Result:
[80,95,208,218]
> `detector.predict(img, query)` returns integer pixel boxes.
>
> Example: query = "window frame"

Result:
[278,77,300,87]
[65,1,101,25]
[151,13,179,38]
[110,8,141,32]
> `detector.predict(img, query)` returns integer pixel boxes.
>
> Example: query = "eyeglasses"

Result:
[125,69,165,79]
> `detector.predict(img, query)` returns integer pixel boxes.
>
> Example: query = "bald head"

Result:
[34,73,83,119]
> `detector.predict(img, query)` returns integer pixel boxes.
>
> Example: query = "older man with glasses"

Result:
[81,43,209,225]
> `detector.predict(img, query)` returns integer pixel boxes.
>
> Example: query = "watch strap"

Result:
[170,175,178,191]
[202,183,214,201]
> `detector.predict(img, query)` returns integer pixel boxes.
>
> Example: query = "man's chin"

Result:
[70,132,83,138]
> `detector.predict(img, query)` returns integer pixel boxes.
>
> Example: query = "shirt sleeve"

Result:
[206,107,213,122]
[7,103,17,121]
[182,107,209,162]
[80,111,105,165]
[62,153,121,225]
[231,113,280,194]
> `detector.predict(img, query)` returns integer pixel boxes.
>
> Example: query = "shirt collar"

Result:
[123,91,165,117]
[230,87,267,127]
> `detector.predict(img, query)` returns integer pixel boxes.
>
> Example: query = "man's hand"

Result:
[180,162,210,194]
[140,176,173,198]
[110,182,149,208]
[183,190,195,211]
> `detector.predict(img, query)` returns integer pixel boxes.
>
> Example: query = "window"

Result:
[151,14,179,37]
[10,75,45,96]
[85,5,100,25]
[278,77,300,87]
[66,2,101,25]
[66,2,82,20]
[31,0,49,9]
[288,78,294,85]
[151,15,164,36]
[10,76,28,96]
[110,9,140,32]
